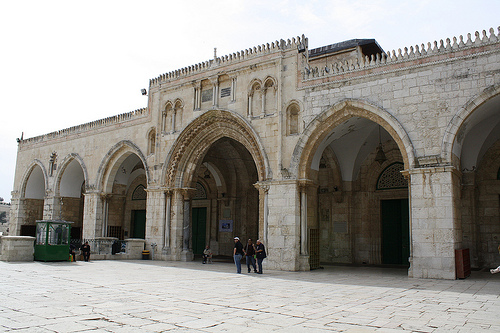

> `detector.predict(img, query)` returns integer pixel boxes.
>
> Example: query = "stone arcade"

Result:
[8,27,500,279]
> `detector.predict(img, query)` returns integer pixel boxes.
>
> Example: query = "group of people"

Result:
[69,241,91,262]
[233,237,266,274]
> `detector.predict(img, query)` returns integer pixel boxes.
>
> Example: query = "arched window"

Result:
[194,182,207,200]
[248,81,261,118]
[376,162,408,190]
[263,78,277,115]
[132,184,147,200]
[174,100,183,132]
[147,129,156,155]
[287,103,300,135]
[162,103,172,132]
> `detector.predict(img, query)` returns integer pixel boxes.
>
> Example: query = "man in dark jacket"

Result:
[244,239,257,273]
[255,239,266,274]
[80,241,91,262]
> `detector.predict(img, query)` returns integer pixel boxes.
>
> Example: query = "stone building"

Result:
[0,199,10,235]
[9,27,500,279]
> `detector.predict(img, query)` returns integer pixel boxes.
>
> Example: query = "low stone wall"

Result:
[0,236,35,261]
[77,238,146,261]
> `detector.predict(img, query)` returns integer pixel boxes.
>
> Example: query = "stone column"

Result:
[42,191,62,220]
[145,187,166,253]
[408,166,462,280]
[230,77,236,102]
[82,190,103,241]
[180,188,195,261]
[171,110,176,132]
[164,190,172,251]
[265,180,307,271]
[254,183,269,244]
[248,93,253,118]
[261,87,266,117]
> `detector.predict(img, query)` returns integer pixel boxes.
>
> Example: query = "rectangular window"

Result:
[201,89,213,103]
[220,87,231,98]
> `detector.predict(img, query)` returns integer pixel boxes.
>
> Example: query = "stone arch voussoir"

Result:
[96,140,150,193]
[19,159,49,199]
[442,83,500,165]
[291,99,415,180]
[163,109,270,188]
[54,153,89,196]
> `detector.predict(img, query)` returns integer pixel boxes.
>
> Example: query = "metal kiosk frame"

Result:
[34,220,73,261]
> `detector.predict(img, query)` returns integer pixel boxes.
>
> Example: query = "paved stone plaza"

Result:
[1,260,500,332]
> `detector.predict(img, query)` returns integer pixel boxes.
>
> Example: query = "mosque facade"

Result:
[10,27,500,279]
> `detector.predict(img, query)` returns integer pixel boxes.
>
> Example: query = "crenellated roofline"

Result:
[18,108,148,147]
[149,35,308,87]
[302,27,500,82]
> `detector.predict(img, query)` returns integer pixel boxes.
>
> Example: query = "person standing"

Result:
[255,239,266,274]
[80,241,91,262]
[244,239,257,273]
[233,237,244,273]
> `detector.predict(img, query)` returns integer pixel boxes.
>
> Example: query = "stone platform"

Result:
[1,260,499,332]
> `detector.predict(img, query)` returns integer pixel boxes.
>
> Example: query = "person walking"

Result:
[255,239,266,274]
[233,237,244,273]
[244,239,257,273]
[80,241,91,262]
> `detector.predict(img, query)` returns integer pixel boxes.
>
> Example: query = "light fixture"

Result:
[375,125,387,165]
[141,88,147,96]
[319,156,327,169]
[203,162,211,179]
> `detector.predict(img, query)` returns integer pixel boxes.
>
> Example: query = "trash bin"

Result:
[142,250,150,260]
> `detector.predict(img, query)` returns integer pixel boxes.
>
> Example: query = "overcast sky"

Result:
[1,0,499,203]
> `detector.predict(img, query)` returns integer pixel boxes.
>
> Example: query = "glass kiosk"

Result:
[34,220,73,261]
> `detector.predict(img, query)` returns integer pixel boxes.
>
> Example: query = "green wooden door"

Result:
[381,199,409,265]
[192,207,207,255]
[132,210,146,239]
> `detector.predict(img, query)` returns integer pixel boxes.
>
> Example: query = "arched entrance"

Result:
[163,110,269,260]
[444,88,500,269]
[17,161,47,236]
[56,155,86,240]
[96,141,149,240]
[294,100,412,268]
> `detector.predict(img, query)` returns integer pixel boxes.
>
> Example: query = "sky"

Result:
[1,0,499,203]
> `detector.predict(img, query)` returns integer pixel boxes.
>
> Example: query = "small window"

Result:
[376,162,408,190]
[132,185,147,200]
[194,182,207,200]
[287,103,300,135]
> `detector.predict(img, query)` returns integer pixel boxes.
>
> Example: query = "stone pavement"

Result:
[1,259,500,332]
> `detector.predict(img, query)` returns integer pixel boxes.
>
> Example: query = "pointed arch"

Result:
[54,153,89,196]
[291,99,415,179]
[162,109,271,188]
[19,159,48,199]
[147,127,156,155]
[96,140,150,193]
[442,83,500,165]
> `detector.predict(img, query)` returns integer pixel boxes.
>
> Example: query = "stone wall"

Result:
[0,236,35,261]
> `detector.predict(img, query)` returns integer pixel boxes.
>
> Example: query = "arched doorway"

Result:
[192,137,259,256]
[57,157,86,240]
[163,110,269,260]
[98,141,149,240]
[294,100,413,268]
[446,90,500,269]
[19,162,47,236]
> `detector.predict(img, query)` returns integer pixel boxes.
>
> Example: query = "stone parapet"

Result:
[0,236,35,262]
